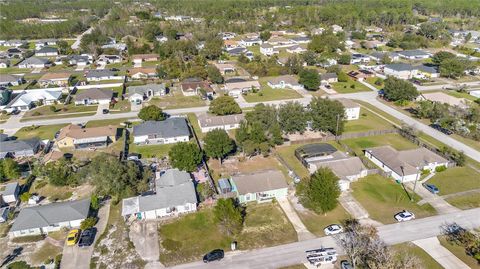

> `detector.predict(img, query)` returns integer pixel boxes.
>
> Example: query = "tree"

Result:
[80,217,97,230]
[299,69,320,90]
[338,54,351,65]
[40,158,77,186]
[204,129,235,163]
[296,167,340,214]
[440,58,468,79]
[91,195,100,211]
[0,158,20,181]
[209,96,241,115]
[168,142,203,172]
[138,105,166,121]
[301,50,317,66]
[383,76,419,101]
[259,31,271,41]
[309,98,346,135]
[20,192,31,203]
[285,55,303,75]
[308,31,344,54]
[213,198,243,236]
[432,51,455,65]
[206,65,224,84]
[203,37,224,60]
[278,102,308,134]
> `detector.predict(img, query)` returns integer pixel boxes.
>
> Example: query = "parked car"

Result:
[102,109,109,114]
[324,224,343,235]
[394,210,415,222]
[67,229,81,246]
[429,124,453,135]
[203,249,224,263]
[78,228,97,247]
[340,260,354,269]
[423,183,439,194]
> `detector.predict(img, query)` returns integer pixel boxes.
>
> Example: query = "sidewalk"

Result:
[413,237,470,269]
[277,197,316,241]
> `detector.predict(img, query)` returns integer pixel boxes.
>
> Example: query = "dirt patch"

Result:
[209,155,285,179]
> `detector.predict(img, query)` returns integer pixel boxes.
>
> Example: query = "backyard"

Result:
[341,133,417,156]
[128,143,174,159]
[351,174,437,224]
[208,155,288,181]
[427,166,480,195]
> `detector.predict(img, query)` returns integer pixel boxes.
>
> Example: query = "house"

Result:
[35,46,58,57]
[267,75,304,90]
[224,39,239,49]
[9,198,90,237]
[197,113,245,133]
[338,98,360,120]
[0,138,42,159]
[0,59,10,68]
[4,40,27,47]
[1,182,20,203]
[101,43,127,52]
[286,45,307,54]
[133,117,190,145]
[290,36,311,44]
[351,54,371,64]
[128,84,166,105]
[320,73,338,84]
[4,89,62,111]
[132,54,159,65]
[384,63,417,80]
[121,169,197,220]
[397,50,431,60]
[267,37,294,47]
[417,64,440,78]
[18,57,51,69]
[226,47,247,57]
[295,143,338,166]
[97,54,122,64]
[74,88,114,105]
[38,72,71,87]
[68,55,91,66]
[239,38,262,47]
[260,44,278,56]
[224,78,260,97]
[230,170,288,204]
[180,79,212,97]
[85,69,120,82]
[347,70,374,81]
[55,124,118,149]
[365,146,449,182]
[220,32,236,40]
[362,40,385,49]
[35,39,58,50]
[6,48,24,58]
[0,74,23,87]
[308,157,367,191]
[213,63,236,75]
[128,67,158,80]
[0,207,8,223]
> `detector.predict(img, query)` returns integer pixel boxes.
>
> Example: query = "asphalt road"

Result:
[169,208,480,269]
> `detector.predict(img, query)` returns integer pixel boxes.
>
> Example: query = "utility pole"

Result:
[412,169,420,201]
[335,114,340,142]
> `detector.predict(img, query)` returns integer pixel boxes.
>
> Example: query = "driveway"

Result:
[413,237,470,269]
[406,182,460,214]
[60,201,110,269]
[96,103,110,115]
[277,197,316,241]
[129,221,160,262]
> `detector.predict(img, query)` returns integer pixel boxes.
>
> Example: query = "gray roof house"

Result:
[85,69,117,81]
[320,72,338,83]
[18,57,50,68]
[132,117,190,145]
[127,84,166,104]
[10,198,91,237]
[0,74,23,86]
[384,63,415,72]
[1,182,20,203]
[0,138,42,159]
[74,88,114,105]
[397,50,431,60]
[35,46,58,57]
[121,169,197,220]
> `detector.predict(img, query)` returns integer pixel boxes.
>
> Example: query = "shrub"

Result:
[435,165,447,173]
[350,84,355,89]
[34,180,48,190]
[7,261,34,269]
[80,217,98,230]
[421,169,430,176]
[20,192,31,203]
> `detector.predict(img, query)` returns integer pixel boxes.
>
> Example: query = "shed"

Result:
[218,178,232,194]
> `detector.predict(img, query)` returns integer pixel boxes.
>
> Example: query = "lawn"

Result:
[187,113,203,139]
[23,104,98,118]
[392,242,443,269]
[297,205,351,236]
[14,124,67,140]
[159,202,297,266]
[30,242,62,265]
[0,113,11,123]
[148,90,206,109]
[427,166,480,195]
[351,174,437,224]
[341,133,417,156]
[438,236,480,269]
[344,108,394,133]
[445,90,479,101]
[85,118,135,128]
[331,78,371,94]
[30,180,93,202]
[243,87,302,103]
[0,223,11,238]
[365,77,383,90]
[446,193,480,210]
[129,143,174,158]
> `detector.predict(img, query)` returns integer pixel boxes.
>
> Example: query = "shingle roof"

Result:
[0,74,20,84]
[312,157,366,180]
[268,75,300,86]
[56,124,117,140]
[39,72,71,81]
[232,170,288,195]
[128,84,165,96]
[0,138,40,153]
[75,88,113,101]
[10,198,90,232]
[36,46,58,54]
[366,146,417,176]
[2,182,19,196]
[20,57,50,65]
[133,118,190,138]
[197,113,244,128]
[398,50,430,57]
[385,63,415,71]
[85,69,115,78]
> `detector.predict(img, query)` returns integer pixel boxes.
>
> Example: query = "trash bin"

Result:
[231,241,237,251]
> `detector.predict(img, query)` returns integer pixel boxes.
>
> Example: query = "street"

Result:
[169,208,480,269]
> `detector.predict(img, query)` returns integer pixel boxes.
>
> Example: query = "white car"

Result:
[324,224,343,235]
[394,210,415,222]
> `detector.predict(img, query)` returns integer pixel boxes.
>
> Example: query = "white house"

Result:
[260,44,278,56]
[9,198,90,237]
[121,169,197,220]
[197,113,245,133]
[4,89,62,112]
[18,57,50,69]
[0,207,8,223]
[0,59,10,69]
[351,54,371,64]
[85,69,122,82]
[365,146,449,183]
[127,84,166,105]
[74,88,113,105]
[239,38,262,47]
[267,75,304,90]
[397,50,431,60]
[338,98,360,120]
[132,117,190,145]
[1,182,19,203]
[286,45,307,54]
[35,46,58,57]
[97,55,122,64]
[129,68,158,80]
[384,63,418,80]
[231,170,288,204]
[224,78,260,97]
[308,157,368,191]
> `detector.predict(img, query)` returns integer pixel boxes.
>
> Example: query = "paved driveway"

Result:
[277,197,315,241]
[406,182,460,214]
[129,221,160,262]
[413,237,469,269]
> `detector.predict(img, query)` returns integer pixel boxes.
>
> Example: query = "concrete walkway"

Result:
[277,197,316,241]
[413,237,470,269]
[339,191,368,219]
[129,221,161,262]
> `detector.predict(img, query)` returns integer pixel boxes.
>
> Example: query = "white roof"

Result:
[9,89,62,108]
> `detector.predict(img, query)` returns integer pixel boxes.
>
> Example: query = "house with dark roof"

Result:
[0,138,42,159]
[10,198,91,237]
[1,182,20,203]
[180,79,212,97]
[133,117,190,145]
[417,64,440,78]
[230,170,288,203]
[74,88,113,105]
[85,69,121,82]
[397,50,431,60]
[320,73,338,84]
[18,57,51,69]
[0,74,24,87]
[384,63,418,79]
[6,48,23,58]
[121,169,197,220]
[35,46,58,57]
[68,55,92,66]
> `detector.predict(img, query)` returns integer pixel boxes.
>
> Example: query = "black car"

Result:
[102,109,109,114]
[78,227,97,247]
[203,249,224,263]
[430,124,453,135]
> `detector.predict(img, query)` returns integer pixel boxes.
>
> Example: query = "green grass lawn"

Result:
[444,90,479,101]
[243,87,303,103]
[159,202,297,266]
[341,133,417,156]
[149,91,206,109]
[331,78,371,94]
[351,174,437,224]
[365,77,383,90]
[427,167,480,195]
[0,223,11,238]
[344,108,394,133]
[85,118,135,128]
[393,242,443,269]
[438,236,480,269]
[446,193,480,210]
[14,124,67,139]
[23,104,98,118]
[129,143,174,158]
[0,67,32,74]
[187,113,203,139]
[297,205,351,236]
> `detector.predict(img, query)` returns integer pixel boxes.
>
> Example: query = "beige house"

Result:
[55,124,118,150]
[132,54,159,64]
[38,72,71,87]
[197,113,244,133]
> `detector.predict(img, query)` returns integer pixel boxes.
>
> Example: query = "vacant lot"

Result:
[428,166,480,195]
[243,87,302,103]
[344,108,394,133]
[14,124,67,140]
[23,104,97,118]
[208,155,288,180]
[159,203,297,266]
[351,174,436,224]
[393,242,442,269]
[149,90,206,109]
[30,242,62,265]
[446,192,480,209]
[297,205,351,236]
[331,78,371,94]
[341,133,417,156]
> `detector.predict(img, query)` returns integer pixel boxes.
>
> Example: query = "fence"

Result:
[287,129,399,145]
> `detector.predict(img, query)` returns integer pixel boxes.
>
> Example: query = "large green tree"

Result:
[202,37,224,60]
[40,158,78,186]
[299,69,320,90]
[206,65,224,84]
[213,198,243,236]
[439,58,468,79]
[138,105,166,121]
[432,51,455,65]
[209,96,242,115]
[308,31,344,54]
[204,129,235,163]
[309,97,346,135]
[168,142,203,172]
[383,76,419,101]
[278,102,308,134]
[297,167,340,214]
[0,158,20,181]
